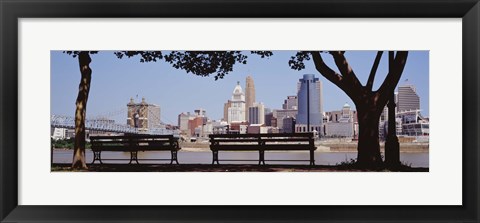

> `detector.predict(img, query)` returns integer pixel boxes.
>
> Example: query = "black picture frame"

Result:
[1,0,479,222]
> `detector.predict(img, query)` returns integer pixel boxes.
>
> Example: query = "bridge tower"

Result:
[127,97,161,132]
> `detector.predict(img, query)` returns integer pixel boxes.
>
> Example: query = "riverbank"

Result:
[51,163,428,172]
[177,142,429,153]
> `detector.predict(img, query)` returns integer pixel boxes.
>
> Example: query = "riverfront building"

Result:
[324,103,357,137]
[178,109,208,137]
[295,74,323,133]
[51,127,68,140]
[178,112,194,135]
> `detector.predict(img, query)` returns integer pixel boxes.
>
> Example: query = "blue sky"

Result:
[51,51,429,125]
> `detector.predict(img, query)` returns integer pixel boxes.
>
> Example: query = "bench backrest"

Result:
[209,133,314,146]
[90,135,178,151]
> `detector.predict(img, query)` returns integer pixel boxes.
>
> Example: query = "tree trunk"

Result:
[309,51,408,170]
[72,52,92,169]
[356,107,383,169]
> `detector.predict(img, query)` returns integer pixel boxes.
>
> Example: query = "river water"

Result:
[53,150,429,167]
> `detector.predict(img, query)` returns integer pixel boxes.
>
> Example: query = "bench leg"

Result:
[91,152,96,164]
[310,150,315,166]
[170,150,179,165]
[212,151,219,165]
[174,151,179,164]
[129,151,139,164]
[259,150,265,165]
[92,151,102,164]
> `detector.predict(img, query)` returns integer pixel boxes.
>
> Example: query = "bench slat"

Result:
[211,144,314,150]
[209,133,313,138]
[211,138,312,143]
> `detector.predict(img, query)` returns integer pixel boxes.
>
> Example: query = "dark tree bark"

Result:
[385,51,401,168]
[356,103,383,168]
[311,51,408,169]
[72,52,92,169]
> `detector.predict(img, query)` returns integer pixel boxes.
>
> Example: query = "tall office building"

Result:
[227,81,246,123]
[397,84,420,112]
[223,100,232,122]
[296,74,323,133]
[127,97,161,132]
[245,76,256,121]
[297,78,323,115]
[248,102,265,125]
[282,96,298,110]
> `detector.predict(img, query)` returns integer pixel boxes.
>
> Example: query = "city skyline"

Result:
[51,51,429,125]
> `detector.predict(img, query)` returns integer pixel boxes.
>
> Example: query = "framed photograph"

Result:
[1,0,479,222]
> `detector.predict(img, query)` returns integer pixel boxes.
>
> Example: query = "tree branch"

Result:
[329,51,364,92]
[310,51,357,101]
[366,51,383,91]
[311,51,343,86]
[376,51,409,106]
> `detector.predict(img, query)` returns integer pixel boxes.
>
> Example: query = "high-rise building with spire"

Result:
[227,81,247,123]
[245,75,256,121]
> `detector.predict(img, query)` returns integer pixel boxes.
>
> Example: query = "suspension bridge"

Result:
[51,114,179,135]
[51,105,180,136]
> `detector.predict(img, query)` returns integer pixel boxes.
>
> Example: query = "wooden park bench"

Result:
[209,133,316,165]
[90,135,180,164]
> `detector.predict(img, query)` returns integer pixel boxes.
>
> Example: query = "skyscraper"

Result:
[245,75,256,120]
[248,102,265,125]
[397,84,420,112]
[227,81,246,123]
[296,74,323,133]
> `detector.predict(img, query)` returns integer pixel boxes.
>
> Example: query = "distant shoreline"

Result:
[176,141,429,153]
